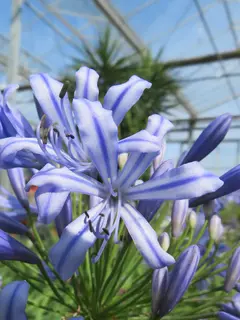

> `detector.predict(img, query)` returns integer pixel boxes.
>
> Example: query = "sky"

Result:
[0,0,239,174]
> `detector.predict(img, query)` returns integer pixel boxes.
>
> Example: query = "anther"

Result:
[66,133,75,139]
[84,211,89,218]
[102,228,109,236]
[88,220,94,233]
[41,128,49,144]
[59,80,70,99]
[40,114,47,128]
[99,213,105,217]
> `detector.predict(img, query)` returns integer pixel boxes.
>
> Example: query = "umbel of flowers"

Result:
[0,67,239,319]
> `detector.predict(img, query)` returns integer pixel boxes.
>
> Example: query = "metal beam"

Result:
[93,0,197,118]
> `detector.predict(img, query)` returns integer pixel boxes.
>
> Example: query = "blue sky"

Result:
[0,0,239,174]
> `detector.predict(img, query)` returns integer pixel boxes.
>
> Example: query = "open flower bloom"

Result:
[25,86,223,280]
[0,281,29,320]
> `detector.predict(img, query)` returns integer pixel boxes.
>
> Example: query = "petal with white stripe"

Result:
[121,203,175,269]
[74,66,99,101]
[103,75,151,125]
[0,281,29,320]
[49,202,105,280]
[73,99,118,185]
[125,162,223,201]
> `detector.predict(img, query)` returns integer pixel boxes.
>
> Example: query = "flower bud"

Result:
[171,200,189,238]
[188,210,197,229]
[224,247,240,292]
[118,153,128,169]
[0,212,28,235]
[159,245,200,317]
[152,267,168,315]
[158,232,170,252]
[209,215,224,243]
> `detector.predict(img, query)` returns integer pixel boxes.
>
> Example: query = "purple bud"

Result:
[0,280,29,319]
[0,229,39,264]
[224,247,240,292]
[0,213,28,235]
[171,200,189,238]
[180,113,232,165]
[55,195,72,237]
[159,245,200,317]
[152,267,168,315]
[158,232,170,252]
[7,168,28,209]
[218,311,239,319]
[190,165,240,208]
[209,215,223,243]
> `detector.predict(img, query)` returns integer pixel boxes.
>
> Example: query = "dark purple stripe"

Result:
[83,68,90,99]
[124,205,163,266]
[111,79,142,114]
[119,138,158,146]
[152,116,164,136]
[39,74,63,124]
[7,282,22,320]
[128,173,215,196]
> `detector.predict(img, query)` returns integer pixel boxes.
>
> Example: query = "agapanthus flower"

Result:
[25,93,223,280]
[0,280,29,320]
[219,293,240,319]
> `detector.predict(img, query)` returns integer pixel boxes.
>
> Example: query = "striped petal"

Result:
[0,213,28,235]
[0,229,39,264]
[116,115,173,190]
[73,99,118,185]
[137,160,174,221]
[118,130,161,153]
[74,66,99,100]
[121,203,175,269]
[0,137,55,169]
[7,168,28,209]
[125,162,223,201]
[0,281,29,320]
[49,202,105,280]
[35,186,69,224]
[218,312,239,320]
[55,194,72,237]
[103,75,151,125]
[190,165,240,208]
[152,267,169,315]
[26,165,106,198]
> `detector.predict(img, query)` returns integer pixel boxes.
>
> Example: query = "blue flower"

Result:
[25,97,223,280]
[0,280,29,320]
[219,293,240,319]
[0,229,39,264]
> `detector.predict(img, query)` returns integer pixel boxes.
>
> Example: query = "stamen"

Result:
[41,128,49,144]
[99,213,105,217]
[102,228,110,236]
[88,220,94,233]
[59,80,70,99]
[40,114,47,128]
[66,133,75,139]
[84,211,89,218]
[53,127,60,135]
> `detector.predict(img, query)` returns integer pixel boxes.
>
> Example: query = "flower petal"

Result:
[121,203,175,269]
[118,130,161,153]
[218,312,239,320]
[171,200,189,238]
[125,162,223,201]
[103,75,151,125]
[73,99,118,185]
[49,202,105,280]
[152,267,168,315]
[146,114,174,139]
[0,213,28,235]
[35,186,69,224]
[0,281,29,320]
[0,229,39,264]
[7,168,28,209]
[25,166,106,198]
[55,194,72,237]
[137,160,174,221]
[189,165,240,207]
[74,66,99,101]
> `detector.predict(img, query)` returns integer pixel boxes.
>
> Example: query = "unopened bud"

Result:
[209,215,224,243]
[118,153,128,169]
[171,200,189,238]
[158,232,170,252]
[188,210,197,229]
[224,247,240,292]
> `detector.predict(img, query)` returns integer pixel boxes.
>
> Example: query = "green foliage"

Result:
[62,26,179,137]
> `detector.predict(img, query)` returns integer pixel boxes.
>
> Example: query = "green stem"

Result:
[193,220,208,244]
[28,300,63,315]
[183,286,223,300]
[164,312,217,320]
